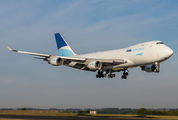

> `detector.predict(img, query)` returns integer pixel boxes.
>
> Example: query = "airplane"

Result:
[7,33,173,79]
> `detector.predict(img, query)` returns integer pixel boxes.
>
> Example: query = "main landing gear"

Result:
[108,74,116,78]
[96,69,129,79]
[96,71,106,78]
[96,70,116,78]
[121,70,129,79]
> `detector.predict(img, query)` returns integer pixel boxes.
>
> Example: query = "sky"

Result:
[0,0,178,109]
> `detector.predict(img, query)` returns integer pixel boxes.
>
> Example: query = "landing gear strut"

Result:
[121,69,129,79]
[154,62,160,73]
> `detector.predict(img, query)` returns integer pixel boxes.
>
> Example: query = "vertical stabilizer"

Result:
[55,33,76,56]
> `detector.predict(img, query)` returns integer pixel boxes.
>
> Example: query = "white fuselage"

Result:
[69,41,173,70]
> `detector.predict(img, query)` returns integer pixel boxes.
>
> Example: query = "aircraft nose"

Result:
[166,47,173,57]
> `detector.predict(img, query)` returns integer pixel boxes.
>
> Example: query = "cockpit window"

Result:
[156,42,164,44]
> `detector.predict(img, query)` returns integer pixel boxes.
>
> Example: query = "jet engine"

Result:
[49,57,63,66]
[141,65,157,72]
[87,61,102,70]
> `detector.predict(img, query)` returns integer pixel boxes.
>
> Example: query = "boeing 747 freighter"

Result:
[7,33,173,79]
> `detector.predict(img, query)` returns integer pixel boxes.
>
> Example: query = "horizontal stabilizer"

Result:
[33,57,45,59]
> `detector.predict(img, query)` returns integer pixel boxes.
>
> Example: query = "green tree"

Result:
[162,108,168,115]
[162,108,166,112]
[137,108,147,114]
[21,108,27,110]
[85,109,90,114]
[78,110,84,115]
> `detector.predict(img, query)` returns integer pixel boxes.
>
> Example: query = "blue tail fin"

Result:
[55,33,76,56]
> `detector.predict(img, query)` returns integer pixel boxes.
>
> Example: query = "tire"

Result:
[104,74,106,77]
[125,72,128,76]
[113,74,116,77]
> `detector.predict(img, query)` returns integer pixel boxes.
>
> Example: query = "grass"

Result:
[0,110,77,116]
[0,119,26,120]
[91,114,178,119]
[1,110,178,119]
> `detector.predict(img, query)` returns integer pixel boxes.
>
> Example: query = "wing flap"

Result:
[86,58,126,64]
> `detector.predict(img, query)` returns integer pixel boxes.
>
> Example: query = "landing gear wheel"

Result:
[121,76,127,79]
[125,72,128,76]
[104,74,107,77]
[96,70,105,78]
[121,69,129,79]
[108,74,115,78]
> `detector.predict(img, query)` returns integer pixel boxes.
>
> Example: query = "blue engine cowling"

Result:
[49,57,63,66]
[142,65,156,72]
[87,61,102,70]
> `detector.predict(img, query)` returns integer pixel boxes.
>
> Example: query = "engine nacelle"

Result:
[142,65,156,72]
[49,57,63,66]
[87,61,102,70]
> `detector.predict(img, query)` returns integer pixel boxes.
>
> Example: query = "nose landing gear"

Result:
[154,62,160,73]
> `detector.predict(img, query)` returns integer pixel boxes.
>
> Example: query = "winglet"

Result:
[7,46,13,51]
[7,46,18,52]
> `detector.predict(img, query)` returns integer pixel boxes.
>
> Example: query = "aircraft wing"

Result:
[7,46,126,65]
[7,46,86,62]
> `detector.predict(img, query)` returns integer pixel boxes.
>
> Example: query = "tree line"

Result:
[137,108,178,115]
